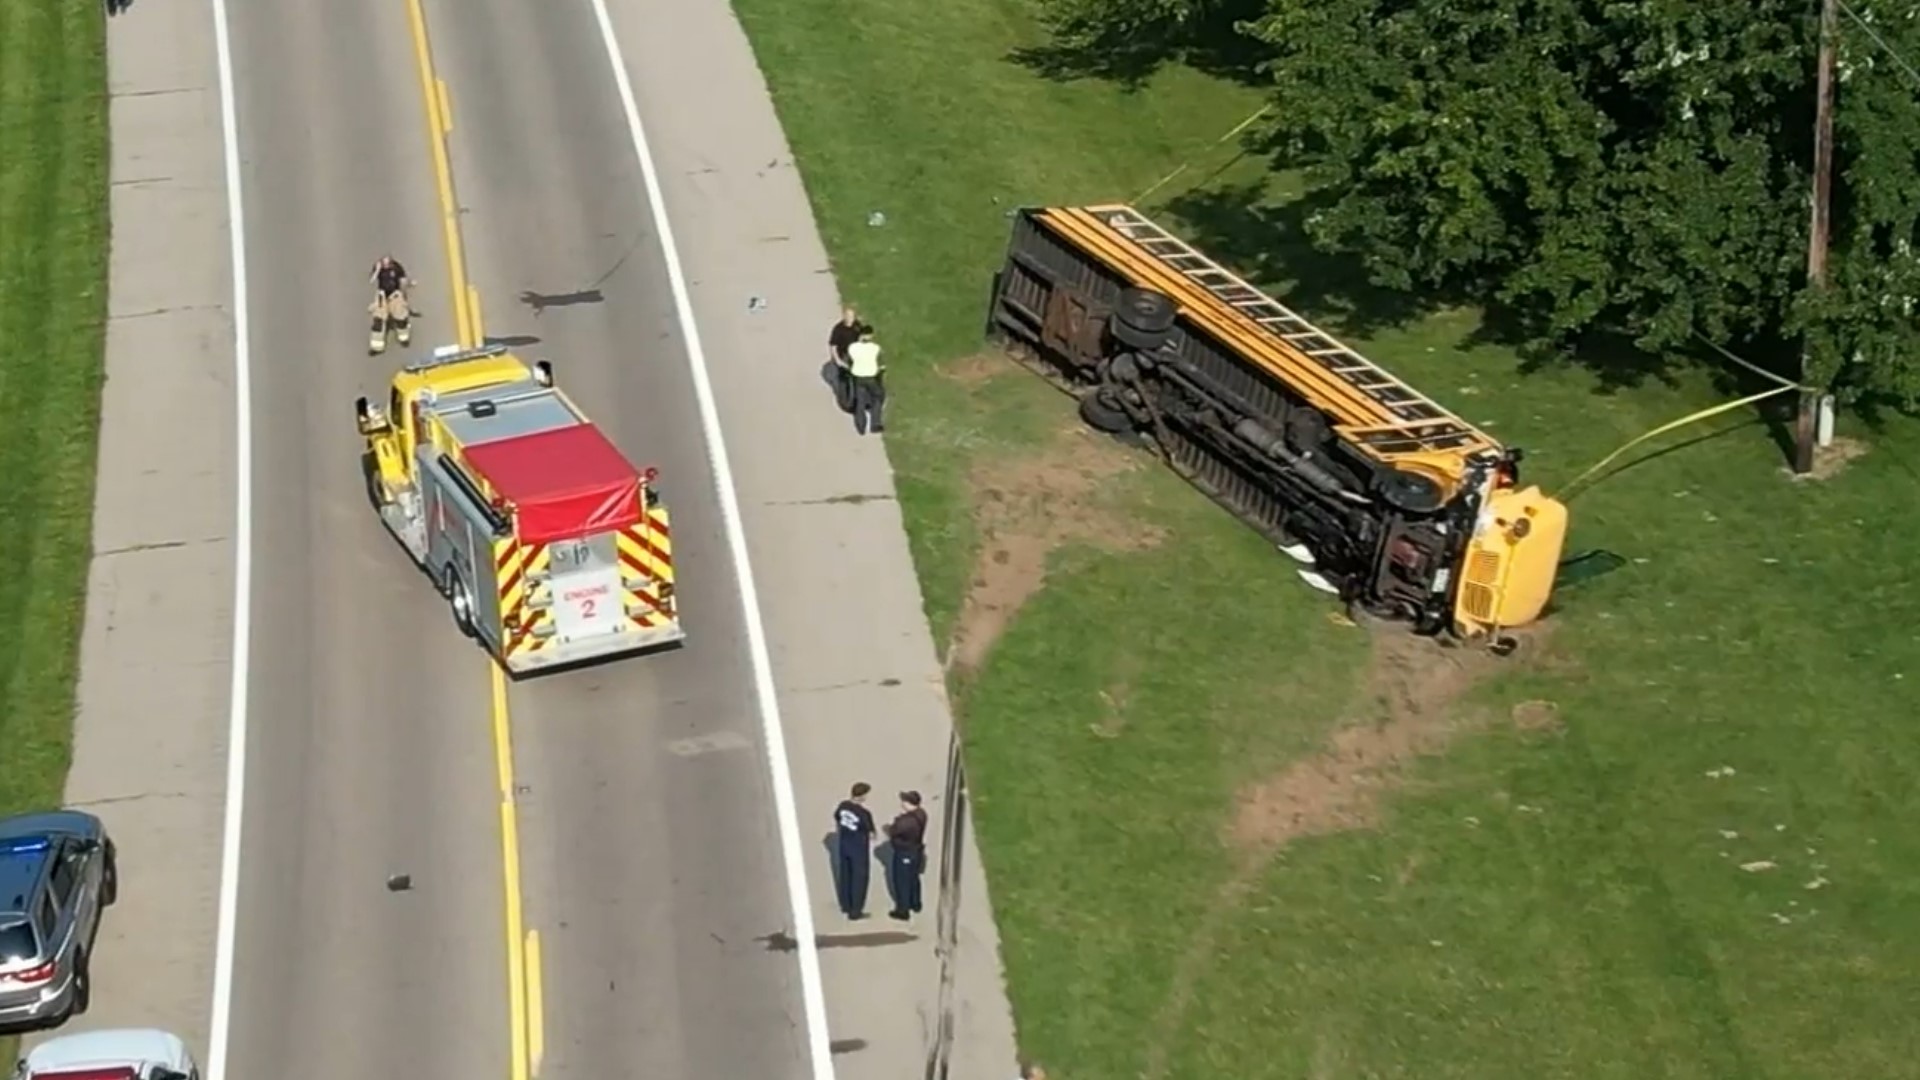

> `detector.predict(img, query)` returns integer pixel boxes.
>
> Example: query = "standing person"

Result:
[832,781,877,919]
[884,790,929,921]
[825,307,863,412]
[846,326,886,436]
[367,254,415,353]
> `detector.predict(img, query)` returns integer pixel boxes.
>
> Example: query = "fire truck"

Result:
[988,205,1567,643]
[354,342,684,673]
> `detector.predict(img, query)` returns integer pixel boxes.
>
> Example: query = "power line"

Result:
[1835,0,1920,92]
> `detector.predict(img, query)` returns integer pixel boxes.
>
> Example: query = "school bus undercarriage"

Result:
[986,205,1567,641]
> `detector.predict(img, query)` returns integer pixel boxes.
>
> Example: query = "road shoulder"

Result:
[597,0,1021,1076]
[28,0,237,1056]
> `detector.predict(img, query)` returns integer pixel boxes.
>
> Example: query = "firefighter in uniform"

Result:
[368,254,415,354]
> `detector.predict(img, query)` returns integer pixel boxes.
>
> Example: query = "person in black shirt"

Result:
[884,790,929,921]
[832,781,877,919]
[370,255,410,298]
[825,307,864,411]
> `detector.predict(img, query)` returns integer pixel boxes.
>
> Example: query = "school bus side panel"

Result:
[990,208,1381,568]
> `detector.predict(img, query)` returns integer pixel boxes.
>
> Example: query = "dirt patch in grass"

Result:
[934,352,1012,388]
[946,429,1165,677]
[1140,625,1547,1080]
[1785,435,1870,482]
[1226,627,1522,856]
[1511,699,1564,733]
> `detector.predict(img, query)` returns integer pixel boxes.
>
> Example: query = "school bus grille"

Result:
[1458,550,1503,622]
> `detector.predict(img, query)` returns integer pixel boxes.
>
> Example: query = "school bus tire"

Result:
[1116,287,1177,333]
[1111,287,1178,351]
[1110,316,1173,353]
[1078,388,1133,434]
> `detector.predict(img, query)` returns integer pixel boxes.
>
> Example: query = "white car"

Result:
[11,1028,197,1080]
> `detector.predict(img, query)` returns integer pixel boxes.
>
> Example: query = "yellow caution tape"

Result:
[1555,335,1817,501]
[1558,383,1797,500]
[1131,104,1274,205]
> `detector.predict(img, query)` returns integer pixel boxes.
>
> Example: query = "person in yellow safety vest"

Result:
[846,326,885,436]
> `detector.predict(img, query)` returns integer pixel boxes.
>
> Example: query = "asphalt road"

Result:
[221,0,809,1076]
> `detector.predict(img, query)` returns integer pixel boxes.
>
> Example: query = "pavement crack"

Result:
[94,536,224,558]
[111,303,220,322]
[69,790,193,809]
[114,85,204,98]
[111,176,175,188]
[769,492,896,507]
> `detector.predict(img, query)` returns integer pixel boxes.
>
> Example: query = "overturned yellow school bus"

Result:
[986,205,1566,640]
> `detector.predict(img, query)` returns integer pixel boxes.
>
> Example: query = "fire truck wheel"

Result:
[1078,388,1132,434]
[361,453,385,509]
[444,567,477,638]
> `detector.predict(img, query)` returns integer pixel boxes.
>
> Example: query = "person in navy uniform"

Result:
[832,781,877,919]
[885,790,929,921]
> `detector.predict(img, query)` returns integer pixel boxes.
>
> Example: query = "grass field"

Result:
[0,0,111,1062]
[736,0,1920,1077]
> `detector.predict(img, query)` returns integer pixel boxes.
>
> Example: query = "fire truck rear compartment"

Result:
[378,347,686,671]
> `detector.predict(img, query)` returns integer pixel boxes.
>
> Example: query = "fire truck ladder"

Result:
[1092,205,1486,455]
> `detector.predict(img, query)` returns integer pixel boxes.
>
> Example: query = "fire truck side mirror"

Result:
[354,395,390,437]
[534,360,554,388]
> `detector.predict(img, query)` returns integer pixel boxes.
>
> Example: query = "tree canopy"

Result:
[1033,0,1920,405]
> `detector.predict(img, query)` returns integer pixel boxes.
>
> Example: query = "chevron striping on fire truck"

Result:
[355,342,685,674]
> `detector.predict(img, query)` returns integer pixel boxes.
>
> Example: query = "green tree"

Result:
[1023,0,1266,86]
[1796,2,1920,402]
[1240,0,1920,404]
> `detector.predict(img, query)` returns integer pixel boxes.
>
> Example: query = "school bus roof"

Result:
[1027,205,1502,463]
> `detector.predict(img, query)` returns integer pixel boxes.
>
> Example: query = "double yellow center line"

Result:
[401,1,543,1078]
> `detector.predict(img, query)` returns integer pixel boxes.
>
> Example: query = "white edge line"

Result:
[205,0,252,1073]
[581,1,835,1077]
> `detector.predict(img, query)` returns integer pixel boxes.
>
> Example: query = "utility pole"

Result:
[1796,0,1840,475]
